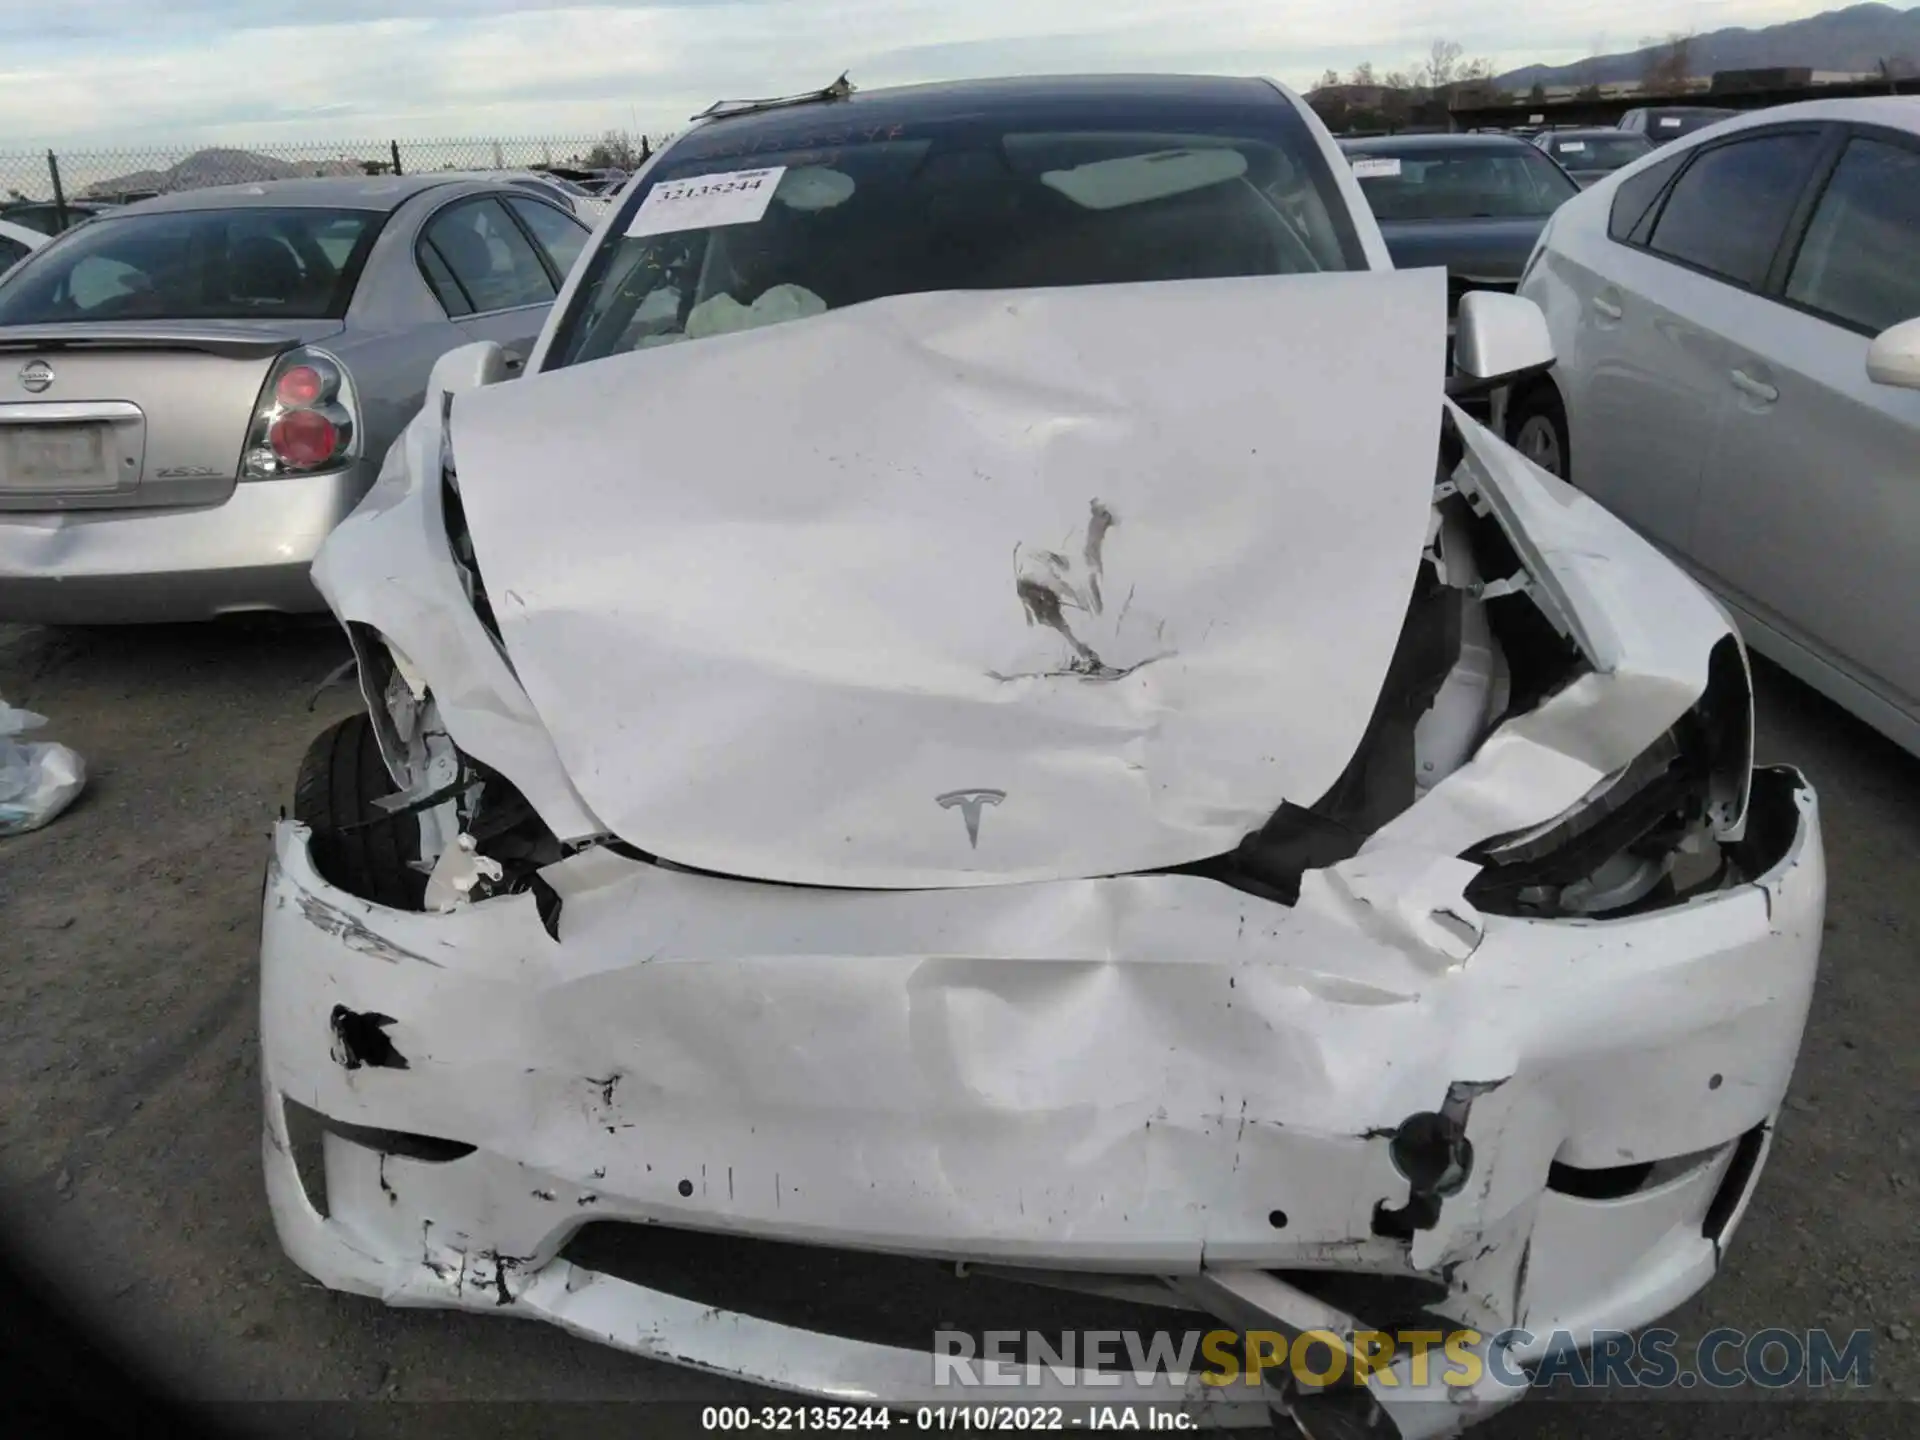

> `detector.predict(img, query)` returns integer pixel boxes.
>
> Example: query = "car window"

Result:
[550,103,1363,370]
[1547,134,1651,171]
[1646,132,1824,289]
[311,217,367,269]
[1351,148,1577,221]
[1608,152,1688,242]
[419,196,556,315]
[1783,136,1920,336]
[0,206,382,323]
[418,241,471,317]
[506,196,589,282]
[0,234,27,272]
[0,205,58,235]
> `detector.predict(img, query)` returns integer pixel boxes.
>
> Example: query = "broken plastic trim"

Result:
[283,1095,476,1166]
[441,464,503,647]
[691,73,856,122]
[329,1005,409,1070]
[1371,1081,1499,1239]
[1465,635,1753,918]
[1200,559,1464,904]
[1702,1123,1769,1244]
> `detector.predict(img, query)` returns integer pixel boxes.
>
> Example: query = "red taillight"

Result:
[275,364,325,408]
[244,347,356,480]
[269,409,339,468]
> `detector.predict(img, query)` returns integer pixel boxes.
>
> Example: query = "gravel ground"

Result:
[2,615,1914,1438]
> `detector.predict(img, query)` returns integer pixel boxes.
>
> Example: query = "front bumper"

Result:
[0,464,370,623]
[260,766,1822,1431]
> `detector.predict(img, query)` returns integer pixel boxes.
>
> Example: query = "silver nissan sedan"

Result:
[0,174,589,624]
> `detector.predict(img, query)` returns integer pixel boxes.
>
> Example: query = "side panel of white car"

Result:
[1688,130,1920,730]
[1692,302,1920,723]
[1529,112,1920,751]
[1532,204,1721,550]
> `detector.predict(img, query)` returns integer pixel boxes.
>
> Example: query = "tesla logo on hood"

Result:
[936,789,1005,849]
[18,360,53,393]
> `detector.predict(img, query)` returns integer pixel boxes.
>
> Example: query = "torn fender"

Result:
[1361,407,1745,859]
[311,355,603,843]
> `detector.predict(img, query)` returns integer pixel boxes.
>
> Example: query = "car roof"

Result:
[1679,95,1919,133]
[109,174,473,216]
[423,169,556,183]
[1340,132,1537,153]
[681,72,1290,145]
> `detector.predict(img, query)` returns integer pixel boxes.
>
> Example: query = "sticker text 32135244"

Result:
[626,167,788,238]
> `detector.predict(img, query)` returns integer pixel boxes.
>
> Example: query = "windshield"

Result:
[1349,147,1579,221]
[0,206,382,324]
[1544,134,1652,171]
[548,100,1362,368]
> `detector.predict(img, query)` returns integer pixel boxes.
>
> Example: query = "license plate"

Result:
[0,424,113,492]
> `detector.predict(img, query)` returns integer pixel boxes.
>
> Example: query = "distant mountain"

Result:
[1495,3,1920,90]
[83,147,363,199]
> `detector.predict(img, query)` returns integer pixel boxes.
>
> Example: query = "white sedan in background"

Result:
[0,218,46,274]
[1513,98,1920,755]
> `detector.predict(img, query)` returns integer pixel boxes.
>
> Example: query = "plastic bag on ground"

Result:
[0,701,87,837]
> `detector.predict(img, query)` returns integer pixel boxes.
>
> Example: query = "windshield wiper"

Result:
[691,73,855,123]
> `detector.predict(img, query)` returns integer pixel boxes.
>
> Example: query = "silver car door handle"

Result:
[1730,369,1778,403]
[1591,296,1623,320]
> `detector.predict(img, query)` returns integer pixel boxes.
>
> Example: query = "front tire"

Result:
[1509,382,1571,481]
[293,712,426,910]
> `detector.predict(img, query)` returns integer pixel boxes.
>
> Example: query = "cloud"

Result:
[0,1,1843,148]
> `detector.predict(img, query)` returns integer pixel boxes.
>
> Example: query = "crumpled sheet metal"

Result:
[1365,410,1738,861]
[445,272,1447,888]
[263,771,1820,1279]
[311,347,602,843]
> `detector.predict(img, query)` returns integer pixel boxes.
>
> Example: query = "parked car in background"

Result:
[0,218,46,274]
[0,200,119,235]
[1618,105,1740,146]
[429,170,613,221]
[260,73,1822,1440]
[579,170,630,197]
[0,174,589,623]
[1342,133,1579,319]
[1532,127,1654,185]
[1515,97,1920,755]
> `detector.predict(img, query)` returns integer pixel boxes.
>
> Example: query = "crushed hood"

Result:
[450,271,1446,887]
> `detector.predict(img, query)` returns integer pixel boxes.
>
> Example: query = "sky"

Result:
[0,1,1851,149]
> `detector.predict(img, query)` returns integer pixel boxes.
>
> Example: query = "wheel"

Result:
[293,712,426,910]
[1508,382,1571,480]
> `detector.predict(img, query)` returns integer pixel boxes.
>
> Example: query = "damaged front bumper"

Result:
[261,766,1821,1434]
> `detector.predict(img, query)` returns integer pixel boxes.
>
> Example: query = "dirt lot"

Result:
[2,615,1915,1438]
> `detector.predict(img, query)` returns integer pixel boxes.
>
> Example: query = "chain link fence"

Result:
[0,134,666,233]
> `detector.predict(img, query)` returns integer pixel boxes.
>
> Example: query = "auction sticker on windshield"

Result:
[628,167,787,237]
[1350,157,1402,179]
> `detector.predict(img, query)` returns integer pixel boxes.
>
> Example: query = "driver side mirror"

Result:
[427,340,512,405]
[1449,290,1556,396]
[1866,317,1920,391]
